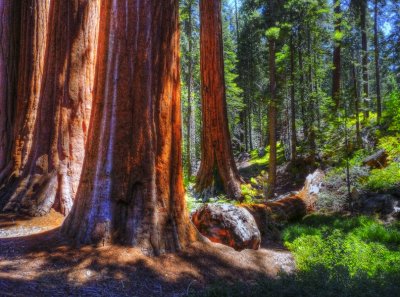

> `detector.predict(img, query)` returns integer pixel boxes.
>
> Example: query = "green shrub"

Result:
[385,89,400,131]
[378,136,400,160]
[365,162,400,191]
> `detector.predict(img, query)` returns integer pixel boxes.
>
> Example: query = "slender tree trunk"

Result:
[248,103,254,151]
[332,0,342,111]
[298,35,308,141]
[374,0,382,123]
[360,0,369,119]
[62,0,197,255]
[196,0,243,199]
[1,0,100,216]
[307,30,316,163]
[352,63,362,147]
[185,1,194,176]
[258,101,264,147]
[267,39,277,198]
[290,33,297,162]
[0,1,20,176]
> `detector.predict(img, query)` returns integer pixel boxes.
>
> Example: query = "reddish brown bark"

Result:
[196,0,243,200]
[0,1,20,177]
[62,0,197,255]
[244,196,307,231]
[1,0,100,216]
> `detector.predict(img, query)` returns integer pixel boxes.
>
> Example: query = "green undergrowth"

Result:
[365,162,400,191]
[321,130,400,198]
[249,143,285,167]
[193,214,400,297]
[283,214,400,277]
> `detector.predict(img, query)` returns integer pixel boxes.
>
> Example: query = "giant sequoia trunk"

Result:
[0,1,20,177]
[195,0,243,200]
[0,0,100,216]
[62,0,197,255]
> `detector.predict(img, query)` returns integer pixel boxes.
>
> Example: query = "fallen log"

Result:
[243,169,325,231]
[191,170,325,250]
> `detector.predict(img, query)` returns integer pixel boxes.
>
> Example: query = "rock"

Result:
[237,152,250,163]
[362,149,388,169]
[258,147,266,158]
[298,169,325,211]
[351,187,360,201]
[191,203,261,251]
[360,194,397,215]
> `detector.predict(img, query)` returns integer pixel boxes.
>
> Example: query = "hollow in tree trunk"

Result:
[195,0,243,200]
[62,0,197,255]
[1,0,100,216]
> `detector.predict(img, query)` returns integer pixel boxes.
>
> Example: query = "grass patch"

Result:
[249,143,285,167]
[283,214,400,277]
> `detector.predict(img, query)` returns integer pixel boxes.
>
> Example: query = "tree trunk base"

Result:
[1,171,73,217]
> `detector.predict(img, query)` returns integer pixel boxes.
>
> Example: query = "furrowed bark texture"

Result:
[1,0,100,216]
[0,1,20,177]
[62,0,197,255]
[196,0,243,200]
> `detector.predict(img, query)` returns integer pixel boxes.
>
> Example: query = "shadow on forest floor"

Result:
[0,221,295,297]
[1,212,399,296]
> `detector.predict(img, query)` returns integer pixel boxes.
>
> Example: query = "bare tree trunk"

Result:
[290,33,297,162]
[298,35,308,141]
[0,1,20,176]
[267,39,277,198]
[360,0,369,119]
[196,0,243,200]
[62,0,197,255]
[332,0,342,111]
[307,30,316,163]
[1,0,100,216]
[352,63,362,147]
[185,1,195,176]
[374,0,382,123]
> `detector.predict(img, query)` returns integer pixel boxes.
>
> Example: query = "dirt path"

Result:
[0,212,295,297]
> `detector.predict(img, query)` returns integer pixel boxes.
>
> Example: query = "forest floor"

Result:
[0,211,295,297]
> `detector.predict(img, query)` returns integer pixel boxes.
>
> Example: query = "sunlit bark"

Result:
[196,0,243,200]
[0,1,20,177]
[1,0,100,216]
[62,0,197,255]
